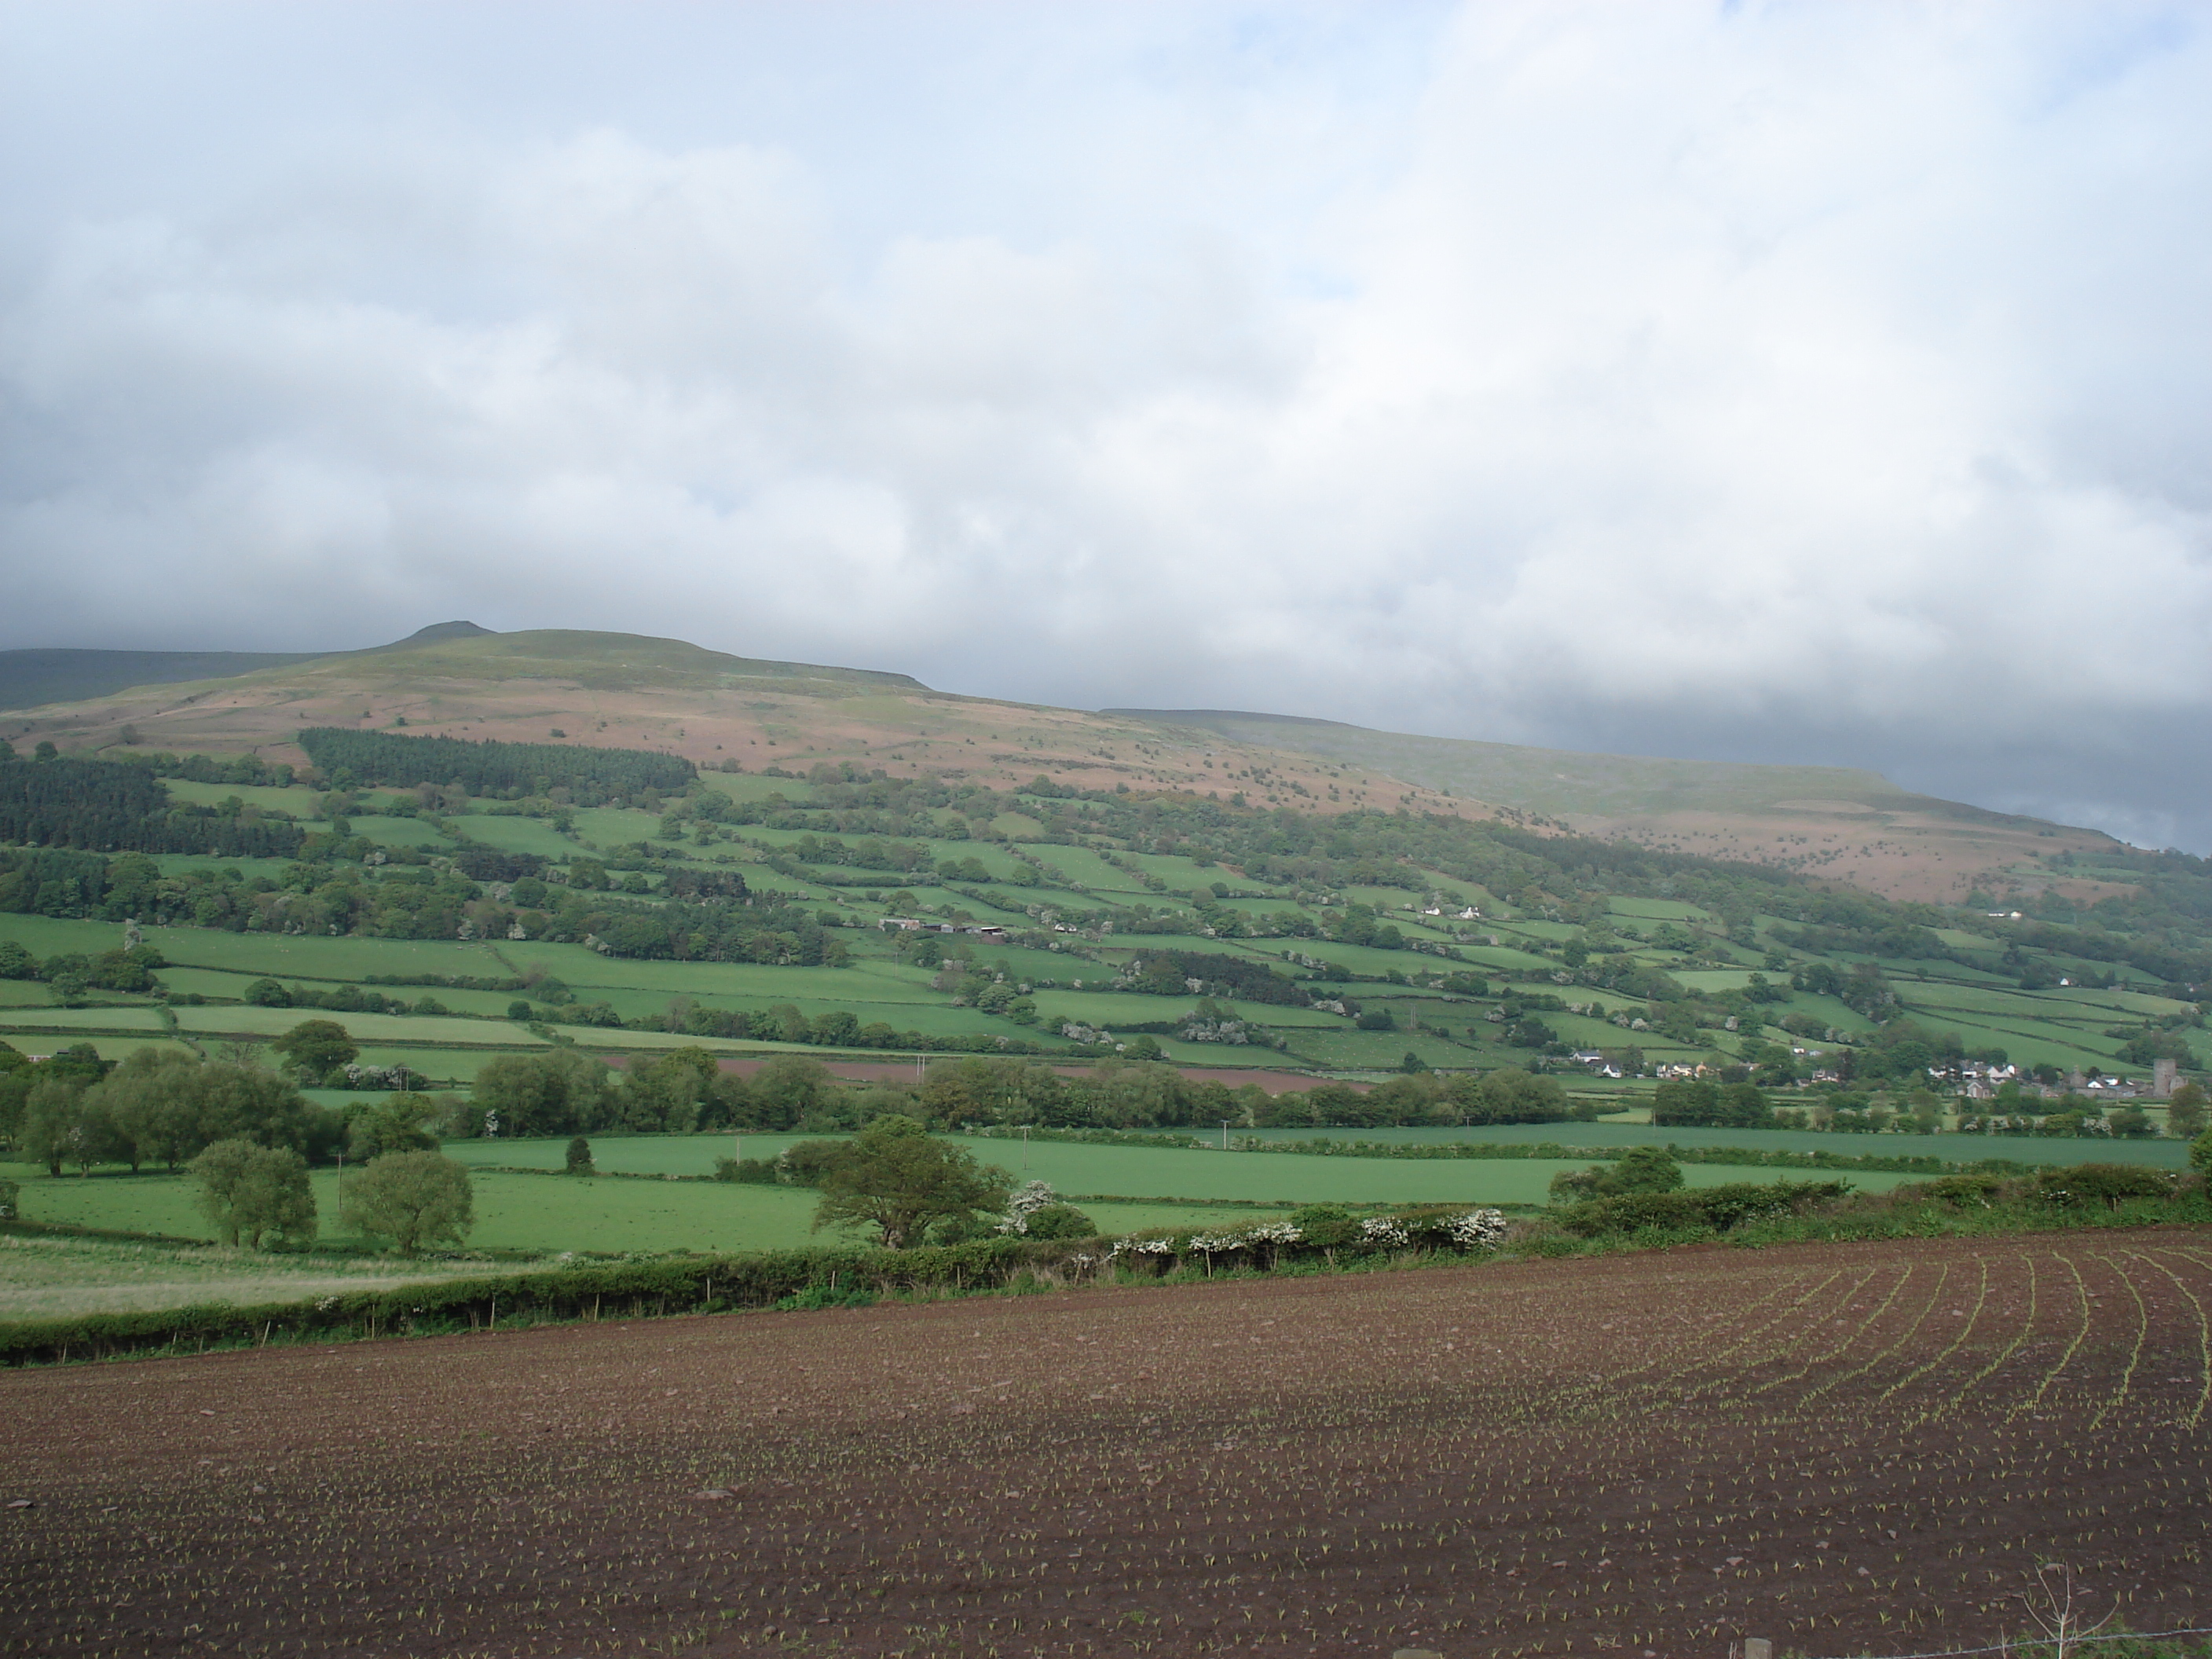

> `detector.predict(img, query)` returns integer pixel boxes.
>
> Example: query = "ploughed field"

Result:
[5,1232,2210,1657]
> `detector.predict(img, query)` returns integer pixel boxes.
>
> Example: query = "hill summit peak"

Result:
[392,621,496,644]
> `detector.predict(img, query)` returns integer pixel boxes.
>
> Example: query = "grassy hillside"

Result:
[0,625,2136,907]
[1108,709,1909,820]
[4,731,2206,1117]
[1108,708,2115,904]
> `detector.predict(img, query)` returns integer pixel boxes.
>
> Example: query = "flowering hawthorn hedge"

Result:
[0,1210,1516,1367]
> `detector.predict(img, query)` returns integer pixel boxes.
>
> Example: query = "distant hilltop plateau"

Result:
[0,622,2118,905]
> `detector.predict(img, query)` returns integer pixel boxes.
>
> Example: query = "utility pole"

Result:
[1221,1120,1231,1151]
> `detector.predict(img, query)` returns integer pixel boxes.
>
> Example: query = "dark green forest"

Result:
[297,727,696,801]
[0,752,305,858]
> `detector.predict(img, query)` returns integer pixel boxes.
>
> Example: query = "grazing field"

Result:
[0,1148,1276,1259]
[3,1232,2207,1657]
[500,1132,1939,1206]
[1242,1121,2199,1166]
[0,1234,489,1320]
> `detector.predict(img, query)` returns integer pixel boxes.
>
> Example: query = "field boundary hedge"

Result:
[0,1218,1545,1367]
[12,1176,2210,1370]
[0,1237,1053,1365]
[966,1122,2046,1177]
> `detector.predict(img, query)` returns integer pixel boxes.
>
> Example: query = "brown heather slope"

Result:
[0,628,1496,822]
[1,626,2119,903]
[1111,710,2122,907]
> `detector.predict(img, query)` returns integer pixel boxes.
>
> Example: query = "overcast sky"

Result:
[2,2,2207,848]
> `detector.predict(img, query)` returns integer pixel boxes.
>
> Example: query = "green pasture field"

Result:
[1894,982,2095,1021]
[0,1034,196,1064]
[964,945,1095,982]
[1211,898,1306,920]
[498,943,937,1003]
[739,876,844,904]
[1603,896,1714,921]
[1496,917,1581,943]
[157,969,527,1020]
[452,816,588,860]
[0,1007,169,1037]
[1771,993,1878,1034]
[7,782,2207,1101]
[946,1136,1928,1205]
[1673,969,1758,992]
[0,914,145,960]
[344,815,453,849]
[1933,928,2001,952]
[147,854,304,883]
[446,1131,1936,1209]
[1026,847,1144,894]
[937,892,1039,923]
[1892,1013,2117,1072]
[1097,932,1265,961]
[1279,1028,1481,1071]
[167,1005,537,1047]
[333,1046,519,1083]
[0,1232,493,1320]
[566,806,668,848]
[152,926,515,982]
[917,843,1035,881]
[1,1159,1266,1257]
[1027,990,1339,1030]
[988,886,1101,916]
[1445,944,1560,975]
[1336,885,1427,912]
[1238,1122,2196,1167]
[158,779,326,815]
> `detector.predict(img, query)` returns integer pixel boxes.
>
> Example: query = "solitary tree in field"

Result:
[811,1115,1011,1250]
[190,1138,316,1249]
[272,1019,358,1083]
[343,1150,474,1254]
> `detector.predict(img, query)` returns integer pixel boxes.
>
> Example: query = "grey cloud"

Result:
[1,2,2207,844]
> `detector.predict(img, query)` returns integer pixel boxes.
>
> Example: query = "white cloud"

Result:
[1,0,2207,837]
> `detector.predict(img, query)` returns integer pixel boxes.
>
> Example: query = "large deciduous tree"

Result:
[272,1018,358,1082]
[811,1115,1011,1250]
[190,1138,317,1248]
[342,1150,474,1255]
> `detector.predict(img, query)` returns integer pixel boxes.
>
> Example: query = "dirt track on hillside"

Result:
[5,1231,2209,1657]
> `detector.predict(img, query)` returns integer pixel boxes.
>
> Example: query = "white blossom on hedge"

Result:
[1361,1217,1412,1247]
[997,1178,1062,1234]
[1445,1208,1511,1247]
[1109,1236,1176,1258]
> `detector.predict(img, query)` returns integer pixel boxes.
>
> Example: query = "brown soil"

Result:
[5,1231,2209,1657]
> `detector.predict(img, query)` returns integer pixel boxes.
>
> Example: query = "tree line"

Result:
[453,1048,1591,1141]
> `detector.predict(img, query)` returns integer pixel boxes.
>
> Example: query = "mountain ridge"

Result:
[0,624,2115,904]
